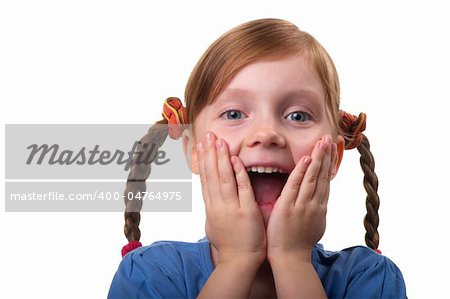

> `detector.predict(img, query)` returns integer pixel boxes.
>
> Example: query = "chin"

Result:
[258,203,274,226]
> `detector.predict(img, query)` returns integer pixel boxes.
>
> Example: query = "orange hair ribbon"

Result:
[339,110,366,150]
[161,97,188,139]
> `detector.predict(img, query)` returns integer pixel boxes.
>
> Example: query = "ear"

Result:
[331,135,345,180]
[182,129,199,175]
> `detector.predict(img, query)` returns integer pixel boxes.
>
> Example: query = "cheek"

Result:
[292,142,315,162]
[219,135,240,156]
[201,125,241,156]
[289,134,321,162]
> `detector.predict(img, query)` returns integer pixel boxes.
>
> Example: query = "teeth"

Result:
[246,166,285,174]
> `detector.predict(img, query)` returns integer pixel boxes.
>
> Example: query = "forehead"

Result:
[214,55,325,105]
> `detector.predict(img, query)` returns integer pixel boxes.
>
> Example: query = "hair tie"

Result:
[121,241,142,257]
[339,110,366,150]
[162,97,188,139]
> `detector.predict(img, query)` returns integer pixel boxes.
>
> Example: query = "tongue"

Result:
[248,173,287,205]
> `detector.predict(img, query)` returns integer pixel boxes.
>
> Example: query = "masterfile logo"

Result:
[5,124,192,212]
[25,140,170,171]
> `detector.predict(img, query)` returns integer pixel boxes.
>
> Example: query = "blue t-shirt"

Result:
[108,238,406,299]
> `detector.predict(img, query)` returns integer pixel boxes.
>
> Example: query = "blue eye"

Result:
[287,111,311,122]
[222,110,243,120]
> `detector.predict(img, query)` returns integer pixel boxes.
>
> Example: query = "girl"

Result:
[109,18,406,298]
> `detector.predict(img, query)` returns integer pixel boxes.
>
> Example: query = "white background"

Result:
[1,0,449,298]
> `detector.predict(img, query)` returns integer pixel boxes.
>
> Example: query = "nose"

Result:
[245,123,286,148]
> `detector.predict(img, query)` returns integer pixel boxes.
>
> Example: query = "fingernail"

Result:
[206,132,212,140]
[216,138,223,148]
[230,156,239,172]
[196,142,203,150]
[303,156,312,166]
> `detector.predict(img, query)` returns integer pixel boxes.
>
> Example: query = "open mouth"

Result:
[246,167,289,206]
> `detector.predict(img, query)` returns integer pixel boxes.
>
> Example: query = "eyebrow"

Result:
[215,88,252,102]
[284,89,324,104]
[283,89,326,117]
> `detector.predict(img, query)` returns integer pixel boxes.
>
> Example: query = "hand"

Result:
[266,135,337,260]
[196,131,267,266]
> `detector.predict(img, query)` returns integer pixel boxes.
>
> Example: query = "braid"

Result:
[120,97,187,257]
[356,134,380,250]
[339,110,381,252]
[123,120,168,243]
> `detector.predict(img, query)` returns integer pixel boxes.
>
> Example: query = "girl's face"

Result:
[185,55,344,222]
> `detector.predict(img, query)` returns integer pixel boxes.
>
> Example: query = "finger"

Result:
[230,155,256,209]
[203,132,222,203]
[329,142,337,179]
[314,137,332,205]
[324,142,338,205]
[295,136,329,206]
[196,141,211,208]
[216,138,239,205]
[277,155,312,208]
